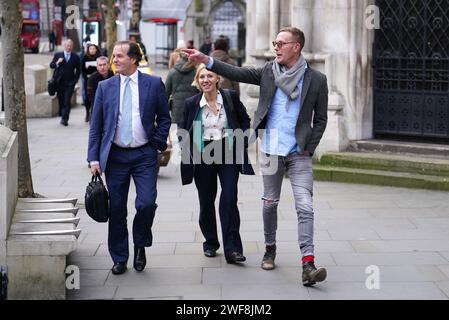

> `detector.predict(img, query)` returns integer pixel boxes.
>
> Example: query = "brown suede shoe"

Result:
[261,245,276,270]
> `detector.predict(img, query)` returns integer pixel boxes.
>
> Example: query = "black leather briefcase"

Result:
[85,174,109,223]
[47,68,59,96]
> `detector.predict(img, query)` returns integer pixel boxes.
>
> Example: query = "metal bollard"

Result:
[0,266,7,300]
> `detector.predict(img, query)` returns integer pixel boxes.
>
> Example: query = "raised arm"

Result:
[181,49,262,86]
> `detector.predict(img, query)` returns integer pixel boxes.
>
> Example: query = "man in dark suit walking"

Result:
[87,41,171,275]
[183,26,329,286]
[49,39,80,126]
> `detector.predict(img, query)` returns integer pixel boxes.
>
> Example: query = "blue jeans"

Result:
[260,152,314,257]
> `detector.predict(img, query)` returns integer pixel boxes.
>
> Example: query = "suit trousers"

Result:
[260,152,315,257]
[193,140,243,258]
[105,143,158,263]
[56,84,75,122]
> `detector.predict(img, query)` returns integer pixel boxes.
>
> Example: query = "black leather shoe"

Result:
[226,252,246,264]
[111,262,127,275]
[60,119,68,126]
[204,249,217,258]
[133,247,146,272]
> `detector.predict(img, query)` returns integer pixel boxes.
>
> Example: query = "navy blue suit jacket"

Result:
[87,71,171,172]
[49,51,81,86]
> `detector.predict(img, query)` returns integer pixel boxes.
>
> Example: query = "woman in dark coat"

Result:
[165,54,199,139]
[81,43,100,121]
[180,64,254,264]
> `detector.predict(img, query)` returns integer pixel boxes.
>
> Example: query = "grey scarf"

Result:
[272,54,307,100]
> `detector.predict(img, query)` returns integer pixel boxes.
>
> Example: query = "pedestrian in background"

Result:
[48,28,56,52]
[86,56,114,121]
[180,64,254,264]
[49,39,80,126]
[210,37,240,96]
[165,51,199,140]
[199,36,212,55]
[82,43,100,122]
[168,40,186,69]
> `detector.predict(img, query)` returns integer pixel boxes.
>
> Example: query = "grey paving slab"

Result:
[175,242,260,255]
[203,266,300,285]
[437,265,449,278]
[322,265,448,282]
[152,221,198,232]
[307,282,448,300]
[394,199,449,209]
[147,254,222,268]
[317,218,417,230]
[115,284,222,300]
[327,228,381,240]
[79,269,111,287]
[350,240,449,253]
[95,243,176,257]
[68,256,113,270]
[68,243,100,258]
[375,228,449,240]
[328,200,398,210]
[367,208,440,219]
[153,231,196,243]
[23,96,449,300]
[440,252,449,262]
[67,286,118,300]
[105,268,203,286]
[332,252,448,266]
[409,218,449,231]
[239,229,332,242]
[436,281,449,298]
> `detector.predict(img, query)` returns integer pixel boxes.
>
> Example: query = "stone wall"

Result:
[25,65,59,118]
[0,125,18,265]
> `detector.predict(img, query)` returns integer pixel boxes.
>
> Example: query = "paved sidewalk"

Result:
[25,97,449,300]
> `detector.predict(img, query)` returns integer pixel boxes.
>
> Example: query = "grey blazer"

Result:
[210,59,328,155]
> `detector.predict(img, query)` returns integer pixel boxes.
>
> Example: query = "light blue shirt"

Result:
[207,57,306,156]
[261,66,307,156]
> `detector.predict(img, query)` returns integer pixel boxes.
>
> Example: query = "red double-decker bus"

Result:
[21,0,40,53]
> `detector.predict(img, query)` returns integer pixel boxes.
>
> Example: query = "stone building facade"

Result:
[189,0,449,157]
[243,0,375,157]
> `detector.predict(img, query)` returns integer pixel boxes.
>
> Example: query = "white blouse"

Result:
[200,91,229,141]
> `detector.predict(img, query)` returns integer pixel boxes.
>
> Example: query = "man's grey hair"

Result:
[96,56,109,64]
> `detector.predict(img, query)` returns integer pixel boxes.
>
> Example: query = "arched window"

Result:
[211,1,244,50]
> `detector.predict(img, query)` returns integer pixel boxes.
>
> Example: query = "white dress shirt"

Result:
[200,91,228,141]
[113,70,148,147]
[89,70,148,167]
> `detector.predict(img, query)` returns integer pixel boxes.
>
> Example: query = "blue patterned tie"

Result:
[119,77,133,146]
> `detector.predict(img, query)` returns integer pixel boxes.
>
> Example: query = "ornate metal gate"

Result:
[373,0,449,139]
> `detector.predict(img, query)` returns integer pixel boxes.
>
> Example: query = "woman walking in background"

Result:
[81,43,100,122]
[165,51,199,140]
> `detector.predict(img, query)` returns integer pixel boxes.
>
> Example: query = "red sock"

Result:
[302,255,314,264]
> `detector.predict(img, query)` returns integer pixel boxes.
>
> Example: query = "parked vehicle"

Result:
[21,0,40,53]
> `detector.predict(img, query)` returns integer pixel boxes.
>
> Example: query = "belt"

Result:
[112,142,150,150]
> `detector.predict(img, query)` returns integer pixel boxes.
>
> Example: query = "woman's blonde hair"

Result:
[193,63,220,91]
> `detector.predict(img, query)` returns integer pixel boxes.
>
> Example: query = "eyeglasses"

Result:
[272,41,297,49]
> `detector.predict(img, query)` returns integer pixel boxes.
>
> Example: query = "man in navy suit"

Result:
[87,41,171,275]
[49,39,80,126]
